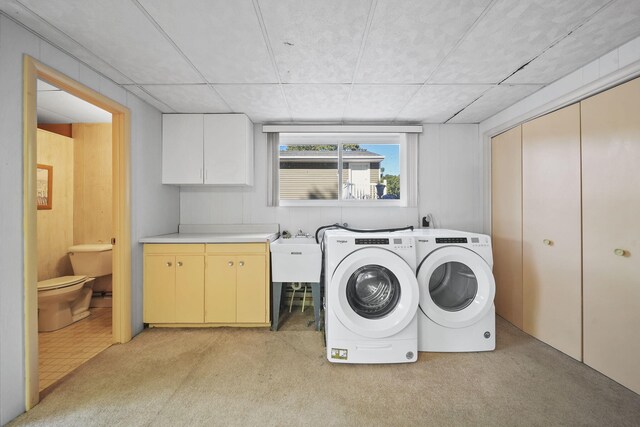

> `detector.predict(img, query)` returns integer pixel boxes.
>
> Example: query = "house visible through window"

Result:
[278,133,406,206]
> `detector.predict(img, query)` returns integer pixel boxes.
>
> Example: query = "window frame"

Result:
[277,133,408,207]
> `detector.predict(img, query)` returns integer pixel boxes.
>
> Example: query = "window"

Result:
[272,133,415,207]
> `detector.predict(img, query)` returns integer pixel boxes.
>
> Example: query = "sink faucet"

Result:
[295,229,310,238]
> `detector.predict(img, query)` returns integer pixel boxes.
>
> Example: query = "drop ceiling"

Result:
[2,0,639,124]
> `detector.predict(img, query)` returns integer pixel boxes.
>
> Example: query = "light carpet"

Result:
[8,314,640,426]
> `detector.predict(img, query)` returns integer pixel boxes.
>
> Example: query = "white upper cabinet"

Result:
[204,114,253,185]
[162,114,204,184]
[162,113,254,186]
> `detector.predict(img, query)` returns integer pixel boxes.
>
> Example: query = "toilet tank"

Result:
[68,244,113,277]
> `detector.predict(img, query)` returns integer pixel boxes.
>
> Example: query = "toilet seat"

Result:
[38,275,87,291]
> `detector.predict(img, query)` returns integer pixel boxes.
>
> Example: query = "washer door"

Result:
[417,246,495,328]
[330,248,419,339]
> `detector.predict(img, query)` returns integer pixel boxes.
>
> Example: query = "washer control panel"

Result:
[354,237,413,250]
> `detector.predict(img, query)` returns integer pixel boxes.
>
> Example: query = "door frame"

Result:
[23,56,132,409]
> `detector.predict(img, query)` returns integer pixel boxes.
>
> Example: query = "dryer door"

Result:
[330,248,419,339]
[417,246,495,328]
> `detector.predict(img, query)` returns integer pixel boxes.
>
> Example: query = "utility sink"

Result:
[270,237,321,283]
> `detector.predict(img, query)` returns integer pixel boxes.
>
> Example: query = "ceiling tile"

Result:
[283,85,350,121]
[429,0,610,83]
[17,0,203,84]
[141,85,230,113]
[397,84,492,122]
[138,0,277,84]
[258,0,371,83]
[355,0,491,84]
[214,84,290,123]
[448,85,542,123]
[0,1,134,84]
[344,85,420,121]
[122,85,174,112]
[38,90,112,123]
[505,0,640,84]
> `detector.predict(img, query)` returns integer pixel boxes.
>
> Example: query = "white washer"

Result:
[324,230,419,364]
[413,229,495,352]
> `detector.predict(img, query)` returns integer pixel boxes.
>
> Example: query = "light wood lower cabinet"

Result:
[581,77,640,394]
[522,104,582,361]
[144,243,269,326]
[143,244,205,323]
[205,244,268,324]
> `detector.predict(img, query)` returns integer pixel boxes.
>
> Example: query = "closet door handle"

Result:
[177,261,183,267]
[239,261,245,267]
[543,239,553,246]
[228,261,234,267]
[614,248,626,257]
[166,262,172,267]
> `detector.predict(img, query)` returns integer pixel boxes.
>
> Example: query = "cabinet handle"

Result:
[199,168,203,180]
[614,248,626,257]
[239,261,244,267]
[228,261,234,267]
[543,239,553,246]
[166,262,172,267]
[177,261,183,267]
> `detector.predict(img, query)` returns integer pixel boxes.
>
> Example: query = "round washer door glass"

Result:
[346,265,401,319]
[429,261,477,312]
[329,247,419,339]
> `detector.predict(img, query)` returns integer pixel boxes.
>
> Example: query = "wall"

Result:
[73,123,112,245]
[180,124,483,235]
[419,124,483,232]
[36,129,74,280]
[480,35,640,233]
[0,14,179,424]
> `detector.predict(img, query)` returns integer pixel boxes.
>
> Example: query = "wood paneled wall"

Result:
[38,123,72,138]
[37,129,74,280]
[72,123,112,245]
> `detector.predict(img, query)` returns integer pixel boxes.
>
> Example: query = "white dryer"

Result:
[324,230,419,364]
[413,229,495,352]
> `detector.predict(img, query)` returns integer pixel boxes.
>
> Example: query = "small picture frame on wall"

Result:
[37,164,52,210]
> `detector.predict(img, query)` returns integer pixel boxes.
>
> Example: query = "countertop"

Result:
[139,232,279,244]
[139,224,280,244]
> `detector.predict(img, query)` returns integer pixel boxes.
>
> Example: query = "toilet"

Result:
[68,243,113,307]
[37,276,95,332]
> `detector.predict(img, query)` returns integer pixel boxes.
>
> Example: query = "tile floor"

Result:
[39,308,112,391]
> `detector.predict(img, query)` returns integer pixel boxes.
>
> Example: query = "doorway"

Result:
[23,57,132,409]
[36,81,114,392]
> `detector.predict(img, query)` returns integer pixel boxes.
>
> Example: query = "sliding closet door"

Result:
[491,126,523,329]
[521,104,582,360]
[581,78,640,393]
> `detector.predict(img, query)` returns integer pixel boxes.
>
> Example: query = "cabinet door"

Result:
[581,78,640,394]
[175,255,205,323]
[491,126,523,329]
[522,104,582,360]
[162,114,204,184]
[144,255,175,323]
[204,255,237,322]
[203,114,253,185]
[236,255,266,323]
